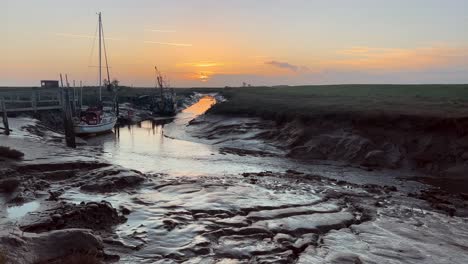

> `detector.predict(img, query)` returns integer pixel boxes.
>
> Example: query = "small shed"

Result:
[40,80,59,88]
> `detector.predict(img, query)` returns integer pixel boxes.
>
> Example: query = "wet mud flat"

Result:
[1,95,468,263]
[1,155,468,263]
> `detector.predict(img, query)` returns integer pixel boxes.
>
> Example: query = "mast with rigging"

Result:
[73,12,117,135]
[98,12,102,101]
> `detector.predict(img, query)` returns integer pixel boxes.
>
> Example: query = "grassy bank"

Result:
[206,85,468,181]
[208,85,468,121]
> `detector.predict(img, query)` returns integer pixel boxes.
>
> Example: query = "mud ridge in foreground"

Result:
[2,159,468,263]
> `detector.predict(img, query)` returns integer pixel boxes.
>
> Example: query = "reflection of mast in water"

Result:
[114,126,120,140]
[160,123,164,142]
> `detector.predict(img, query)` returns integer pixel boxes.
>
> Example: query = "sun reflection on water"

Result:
[183,96,216,115]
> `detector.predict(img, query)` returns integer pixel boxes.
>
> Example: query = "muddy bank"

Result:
[0,158,148,263]
[194,110,468,192]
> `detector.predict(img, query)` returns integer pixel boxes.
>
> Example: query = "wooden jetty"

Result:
[0,87,64,113]
[0,86,78,148]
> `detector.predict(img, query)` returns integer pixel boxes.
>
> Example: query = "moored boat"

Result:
[74,12,117,135]
[75,107,117,134]
[152,66,177,116]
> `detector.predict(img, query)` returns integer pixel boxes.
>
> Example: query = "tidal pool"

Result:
[7,201,40,220]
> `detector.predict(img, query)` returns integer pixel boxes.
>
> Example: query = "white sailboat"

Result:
[74,12,117,135]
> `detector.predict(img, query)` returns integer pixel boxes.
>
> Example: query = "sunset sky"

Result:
[2,0,468,87]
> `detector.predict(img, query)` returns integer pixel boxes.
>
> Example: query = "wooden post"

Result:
[60,74,76,148]
[115,100,119,117]
[80,80,83,109]
[73,80,76,112]
[64,88,76,148]
[66,75,75,115]
[58,85,63,109]
[70,87,76,115]
[1,99,10,135]
[31,89,38,113]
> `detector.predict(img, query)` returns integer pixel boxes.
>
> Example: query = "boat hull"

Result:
[74,119,117,134]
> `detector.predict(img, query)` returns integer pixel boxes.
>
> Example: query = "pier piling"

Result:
[1,99,10,135]
[60,74,76,148]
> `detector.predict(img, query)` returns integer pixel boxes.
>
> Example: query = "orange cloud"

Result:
[198,72,210,82]
[333,46,468,70]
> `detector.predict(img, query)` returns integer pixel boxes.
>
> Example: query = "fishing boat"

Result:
[74,12,117,135]
[152,66,177,116]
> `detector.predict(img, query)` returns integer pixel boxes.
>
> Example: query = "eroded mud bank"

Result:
[190,113,468,193]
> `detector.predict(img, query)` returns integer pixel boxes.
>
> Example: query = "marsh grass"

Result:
[208,85,468,121]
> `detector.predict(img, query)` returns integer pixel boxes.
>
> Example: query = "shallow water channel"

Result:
[84,96,306,177]
[80,96,417,188]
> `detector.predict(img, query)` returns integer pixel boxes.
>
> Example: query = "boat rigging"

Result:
[73,12,118,135]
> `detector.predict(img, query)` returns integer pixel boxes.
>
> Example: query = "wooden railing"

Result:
[0,87,64,112]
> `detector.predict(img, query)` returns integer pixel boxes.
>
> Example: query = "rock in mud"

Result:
[253,211,356,235]
[119,205,132,215]
[21,201,126,233]
[410,188,468,217]
[0,178,20,193]
[362,150,386,167]
[0,146,24,160]
[0,228,104,264]
[443,164,468,179]
[285,169,304,175]
[219,147,276,157]
[80,167,146,193]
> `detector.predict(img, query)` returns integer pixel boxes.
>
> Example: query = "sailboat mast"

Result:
[98,12,102,101]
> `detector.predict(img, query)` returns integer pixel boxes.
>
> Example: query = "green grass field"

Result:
[208,85,468,120]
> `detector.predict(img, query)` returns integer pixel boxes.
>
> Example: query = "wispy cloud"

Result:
[265,61,309,72]
[145,29,177,33]
[54,33,123,41]
[265,61,298,71]
[144,41,192,47]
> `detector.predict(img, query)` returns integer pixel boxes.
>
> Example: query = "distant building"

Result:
[40,80,59,88]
